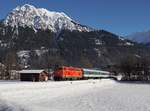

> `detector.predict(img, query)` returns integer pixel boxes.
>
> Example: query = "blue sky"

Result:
[0,0,150,36]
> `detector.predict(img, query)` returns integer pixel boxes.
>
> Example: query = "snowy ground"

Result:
[0,79,150,111]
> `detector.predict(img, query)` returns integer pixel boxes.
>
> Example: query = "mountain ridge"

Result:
[126,30,150,43]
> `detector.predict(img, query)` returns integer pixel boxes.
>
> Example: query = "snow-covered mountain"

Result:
[4,4,91,32]
[126,31,150,43]
[0,4,146,68]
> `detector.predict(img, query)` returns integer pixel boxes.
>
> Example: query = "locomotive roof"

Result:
[83,68,110,74]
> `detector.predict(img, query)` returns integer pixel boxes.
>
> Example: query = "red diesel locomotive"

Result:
[53,66,83,80]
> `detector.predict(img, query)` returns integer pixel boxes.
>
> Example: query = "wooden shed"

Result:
[19,70,48,82]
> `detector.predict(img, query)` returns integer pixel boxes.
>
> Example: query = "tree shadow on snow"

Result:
[117,80,150,85]
[0,99,28,111]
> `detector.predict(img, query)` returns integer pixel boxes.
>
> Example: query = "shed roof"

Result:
[19,70,45,74]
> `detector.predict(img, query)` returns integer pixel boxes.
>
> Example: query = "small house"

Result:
[19,70,48,82]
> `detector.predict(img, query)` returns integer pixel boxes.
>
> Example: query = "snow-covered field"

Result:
[0,79,150,111]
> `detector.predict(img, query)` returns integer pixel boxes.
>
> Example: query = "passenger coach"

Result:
[82,68,110,79]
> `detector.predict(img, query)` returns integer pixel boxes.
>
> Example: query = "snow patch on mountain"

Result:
[17,50,30,67]
[95,39,103,45]
[17,49,48,68]
[4,4,91,33]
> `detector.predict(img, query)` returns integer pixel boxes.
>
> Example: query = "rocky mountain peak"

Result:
[4,4,91,32]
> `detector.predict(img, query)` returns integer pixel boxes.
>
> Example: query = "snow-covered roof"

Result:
[19,70,45,74]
